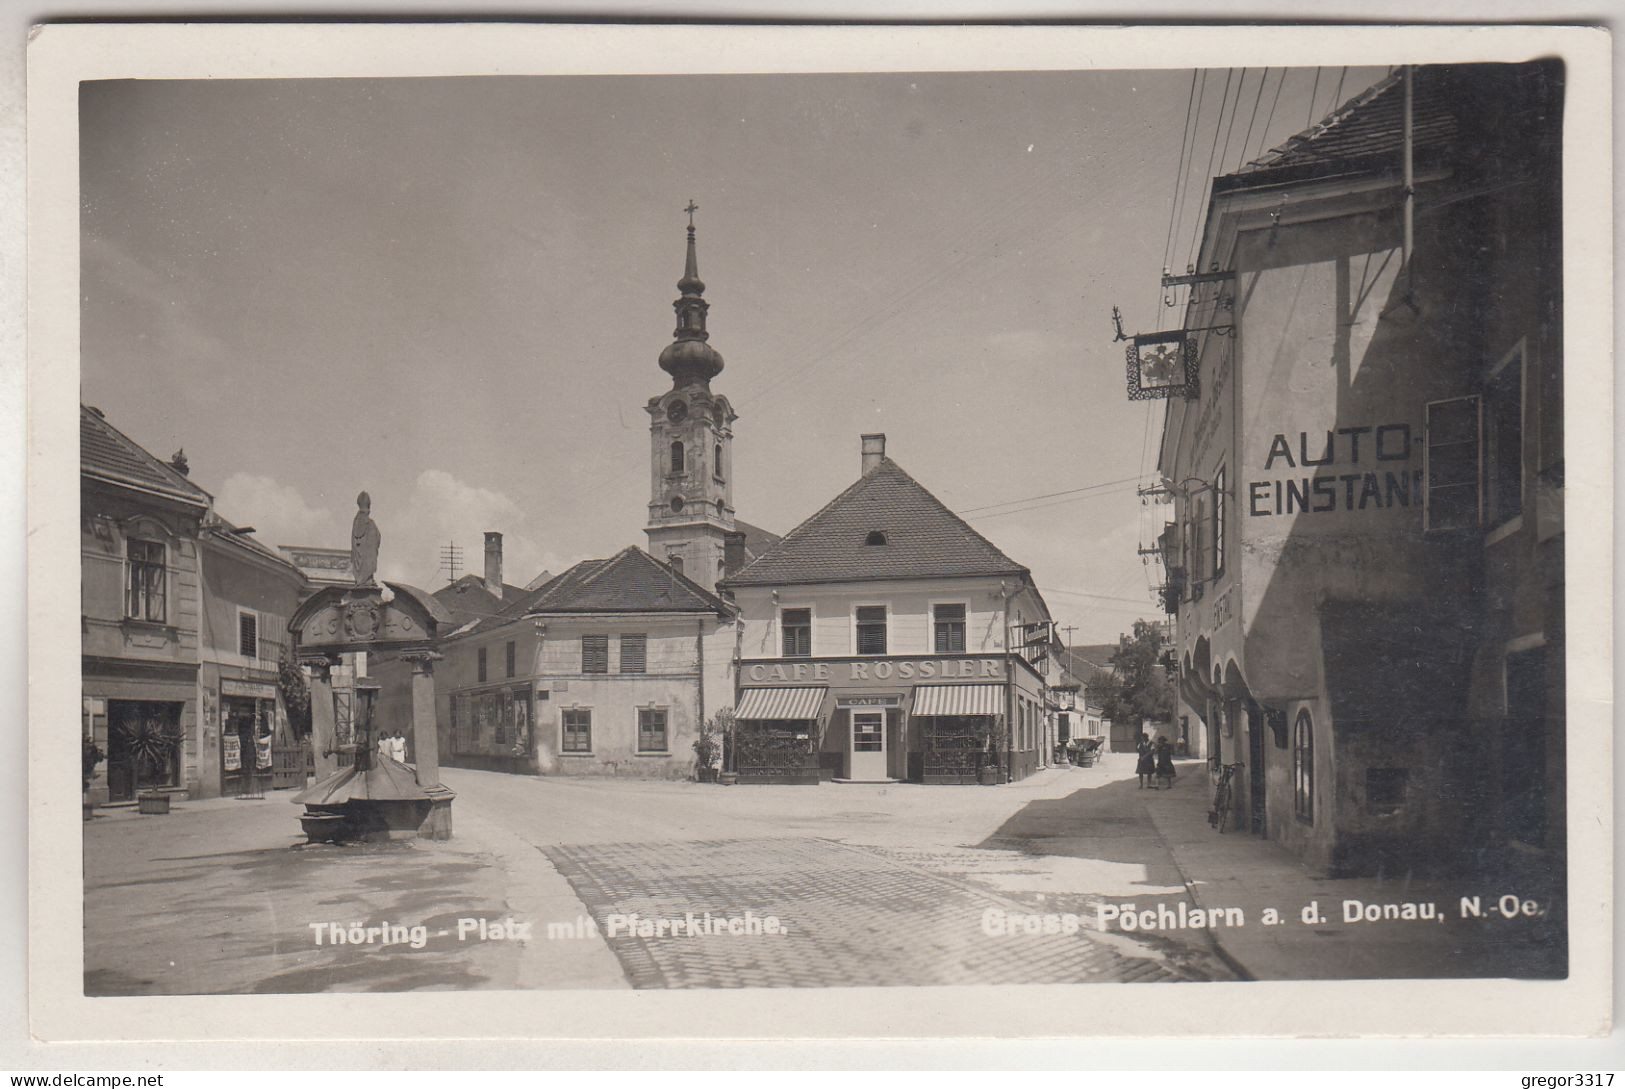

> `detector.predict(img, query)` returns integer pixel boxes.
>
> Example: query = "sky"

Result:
[80,65,1385,643]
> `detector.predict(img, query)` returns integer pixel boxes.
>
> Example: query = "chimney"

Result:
[861,433,887,476]
[723,530,747,575]
[169,449,190,477]
[483,532,503,597]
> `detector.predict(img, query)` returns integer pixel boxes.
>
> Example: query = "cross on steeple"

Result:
[685,199,699,230]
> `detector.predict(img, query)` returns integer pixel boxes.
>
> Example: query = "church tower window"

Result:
[645,201,736,593]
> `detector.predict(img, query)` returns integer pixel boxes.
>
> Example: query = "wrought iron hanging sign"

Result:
[1126,330,1199,401]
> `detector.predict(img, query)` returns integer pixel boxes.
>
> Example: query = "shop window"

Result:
[933,603,967,654]
[581,635,609,674]
[125,538,166,623]
[781,608,812,657]
[493,692,509,747]
[562,708,592,753]
[238,611,258,659]
[1486,344,1525,529]
[505,640,516,679]
[1212,466,1227,578]
[638,708,668,753]
[1293,709,1314,823]
[1425,395,1483,532]
[855,606,887,656]
[670,440,685,475]
[477,647,488,683]
[620,634,647,674]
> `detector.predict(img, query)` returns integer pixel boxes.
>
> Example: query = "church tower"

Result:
[644,203,737,591]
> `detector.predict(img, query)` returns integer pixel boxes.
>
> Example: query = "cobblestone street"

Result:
[85,756,1246,993]
[546,835,1216,988]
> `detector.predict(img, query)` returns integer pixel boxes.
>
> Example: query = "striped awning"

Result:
[735,686,827,721]
[911,684,1004,717]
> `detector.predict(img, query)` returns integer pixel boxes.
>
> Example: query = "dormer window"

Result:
[865,530,887,546]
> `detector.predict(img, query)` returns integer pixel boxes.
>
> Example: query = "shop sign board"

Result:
[744,657,1004,685]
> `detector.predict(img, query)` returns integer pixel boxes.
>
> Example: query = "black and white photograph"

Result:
[22,21,1612,1047]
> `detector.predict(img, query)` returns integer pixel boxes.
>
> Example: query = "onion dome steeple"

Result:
[658,200,725,387]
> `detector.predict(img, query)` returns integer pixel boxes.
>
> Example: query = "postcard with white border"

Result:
[26,22,1613,1042]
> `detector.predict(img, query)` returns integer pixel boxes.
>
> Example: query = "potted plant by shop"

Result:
[118,715,183,815]
[692,714,722,783]
[81,736,104,821]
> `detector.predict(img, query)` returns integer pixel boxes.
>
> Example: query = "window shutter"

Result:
[620,634,647,673]
[239,612,258,658]
[582,635,609,673]
[856,606,887,655]
[1425,396,1483,532]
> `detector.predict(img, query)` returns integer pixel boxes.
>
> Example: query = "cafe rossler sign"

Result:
[743,657,1005,684]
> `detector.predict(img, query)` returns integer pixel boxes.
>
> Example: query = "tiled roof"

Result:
[525,547,732,615]
[432,574,528,625]
[81,404,211,507]
[720,458,1028,588]
[453,548,730,639]
[1220,68,1458,191]
[733,519,781,564]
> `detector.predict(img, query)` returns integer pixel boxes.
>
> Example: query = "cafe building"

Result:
[719,435,1055,785]
[1152,63,1564,887]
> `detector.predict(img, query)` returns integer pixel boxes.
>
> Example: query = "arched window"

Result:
[668,554,684,575]
[670,441,685,475]
[1293,709,1314,823]
[714,443,724,481]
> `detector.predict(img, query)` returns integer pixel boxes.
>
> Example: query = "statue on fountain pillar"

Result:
[351,491,381,586]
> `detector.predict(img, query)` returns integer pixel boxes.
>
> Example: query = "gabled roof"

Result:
[720,458,1028,588]
[81,404,211,508]
[1219,67,1458,193]
[452,547,731,640]
[524,547,732,616]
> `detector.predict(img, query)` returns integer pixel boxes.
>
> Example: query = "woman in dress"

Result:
[1135,732,1156,789]
[1154,736,1176,789]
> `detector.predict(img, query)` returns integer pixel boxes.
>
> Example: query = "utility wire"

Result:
[1235,67,1269,172]
[1252,68,1287,164]
[957,473,1149,515]
[1306,67,1322,129]
[1216,67,1249,181]
[1158,70,1201,312]
[1184,67,1234,277]
[962,482,1144,522]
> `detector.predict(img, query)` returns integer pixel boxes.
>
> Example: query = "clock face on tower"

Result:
[666,400,688,423]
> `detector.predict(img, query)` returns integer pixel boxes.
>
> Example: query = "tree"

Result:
[278,645,313,737]
[1099,619,1176,728]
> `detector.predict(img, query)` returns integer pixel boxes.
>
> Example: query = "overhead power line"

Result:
[955,473,1148,515]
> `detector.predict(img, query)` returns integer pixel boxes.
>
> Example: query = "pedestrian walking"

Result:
[389,729,408,765]
[1155,735,1176,789]
[1135,732,1156,789]
[376,730,392,763]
